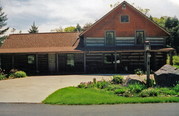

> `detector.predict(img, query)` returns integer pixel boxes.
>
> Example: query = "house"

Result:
[0,1,175,74]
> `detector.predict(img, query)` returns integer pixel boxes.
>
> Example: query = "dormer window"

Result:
[122,3,126,9]
[120,15,129,23]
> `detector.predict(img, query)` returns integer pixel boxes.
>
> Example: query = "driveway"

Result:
[0,75,113,103]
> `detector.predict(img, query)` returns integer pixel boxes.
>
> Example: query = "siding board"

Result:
[146,37,164,46]
[116,37,135,46]
[86,37,105,46]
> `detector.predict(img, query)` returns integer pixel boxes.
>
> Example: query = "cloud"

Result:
[1,0,179,34]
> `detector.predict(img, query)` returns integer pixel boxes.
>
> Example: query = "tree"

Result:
[0,7,9,35]
[64,26,76,32]
[152,16,168,28]
[82,23,93,31]
[164,17,179,53]
[28,22,39,33]
[75,24,82,32]
[51,26,63,32]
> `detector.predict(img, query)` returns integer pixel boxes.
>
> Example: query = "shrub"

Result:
[86,81,96,88]
[0,74,6,80]
[158,88,177,96]
[111,75,124,84]
[106,84,123,91]
[139,88,159,97]
[173,84,179,93]
[123,91,133,97]
[134,69,144,77]
[9,69,18,74]
[114,88,128,95]
[10,71,27,78]
[96,80,110,89]
[78,82,86,88]
[128,83,146,93]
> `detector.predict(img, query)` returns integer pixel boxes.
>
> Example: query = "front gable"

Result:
[81,1,169,47]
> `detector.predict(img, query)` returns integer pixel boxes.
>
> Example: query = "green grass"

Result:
[43,87,179,105]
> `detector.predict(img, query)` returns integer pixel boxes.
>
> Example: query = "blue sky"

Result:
[1,0,179,34]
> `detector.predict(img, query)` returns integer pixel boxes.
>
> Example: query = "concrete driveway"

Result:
[0,75,113,103]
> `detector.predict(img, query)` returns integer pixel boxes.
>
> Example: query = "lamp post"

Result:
[145,41,151,87]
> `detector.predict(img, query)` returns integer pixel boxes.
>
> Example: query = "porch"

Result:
[0,48,175,74]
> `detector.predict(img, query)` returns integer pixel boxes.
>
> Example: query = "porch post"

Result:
[56,53,59,72]
[84,52,86,73]
[0,55,1,69]
[114,52,117,72]
[169,51,173,65]
[36,54,39,73]
[145,41,151,87]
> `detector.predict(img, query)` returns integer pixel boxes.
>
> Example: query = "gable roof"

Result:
[0,32,83,53]
[80,1,170,36]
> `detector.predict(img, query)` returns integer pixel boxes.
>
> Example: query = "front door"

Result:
[48,53,56,73]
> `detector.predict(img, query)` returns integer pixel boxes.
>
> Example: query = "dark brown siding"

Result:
[14,54,27,71]
[58,53,84,73]
[1,54,12,73]
[150,52,167,71]
[86,53,104,73]
[75,53,84,72]
[38,54,48,73]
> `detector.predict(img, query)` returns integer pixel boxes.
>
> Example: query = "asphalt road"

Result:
[0,103,179,116]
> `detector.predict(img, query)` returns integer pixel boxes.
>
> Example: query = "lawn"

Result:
[43,87,179,105]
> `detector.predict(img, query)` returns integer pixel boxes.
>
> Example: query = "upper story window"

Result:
[106,31,115,46]
[120,15,129,23]
[136,31,145,44]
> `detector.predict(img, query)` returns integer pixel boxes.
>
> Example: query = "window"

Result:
[106,31,115,46]
[104,54,115,64]
[136,31,145,44]
[121,15,129,23]
[122,3,126,9]
[28,55,35,64]
[67,54,74,67]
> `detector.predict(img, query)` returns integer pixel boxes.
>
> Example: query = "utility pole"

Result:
[145,41,151,87]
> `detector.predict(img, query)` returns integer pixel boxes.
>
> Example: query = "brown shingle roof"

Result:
[0,32,83,53]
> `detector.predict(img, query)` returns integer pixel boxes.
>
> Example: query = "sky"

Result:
[1,0,179,34]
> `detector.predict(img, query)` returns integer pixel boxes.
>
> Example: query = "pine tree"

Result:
[0,7,9,35]
[28,22,39,33]
[75,24,82,32]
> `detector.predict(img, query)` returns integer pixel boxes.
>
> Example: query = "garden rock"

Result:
[124,76,145,85]
[154,64,179,87]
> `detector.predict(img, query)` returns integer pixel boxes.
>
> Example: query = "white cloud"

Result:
[169,0,179,6]
[1,0,179,34]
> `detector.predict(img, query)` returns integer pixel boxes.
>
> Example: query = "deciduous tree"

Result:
[82,23,93,31]
[64,26,76,32]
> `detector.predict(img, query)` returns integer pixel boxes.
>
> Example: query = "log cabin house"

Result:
[0,1,175,74]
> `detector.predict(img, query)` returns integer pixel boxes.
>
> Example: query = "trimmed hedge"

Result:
[10,71,27,78]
